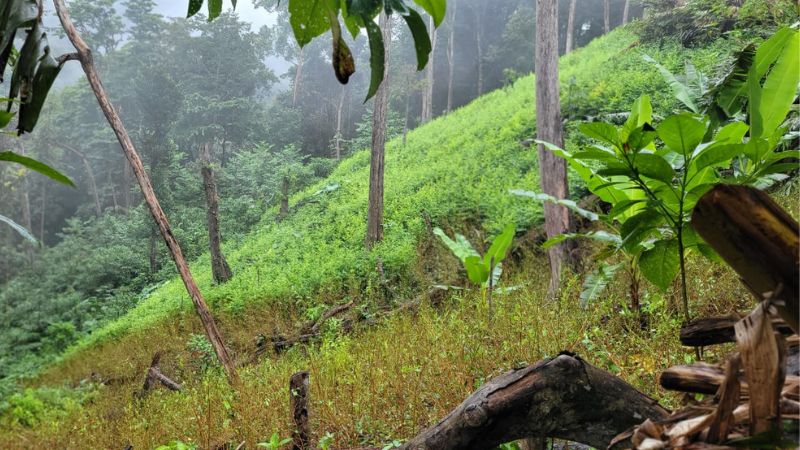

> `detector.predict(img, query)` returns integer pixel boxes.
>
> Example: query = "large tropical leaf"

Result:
[0,151,75,186]
[433,227,478,262]
[510,190,599,221]
[639,238,680,292]
[580,263,621,306]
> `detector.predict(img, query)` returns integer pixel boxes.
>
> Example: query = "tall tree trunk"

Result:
[39,181,46,243]
[475,3,485,96]
[54,0,240,386]
[293,46,305,107]
[622,0,630,24]
[446,0,457,114]
[604,0,611,33]
[148,226,158,273]
[536,0,574,299]
[366,12,392,249]
[201,144,232,284]
[18,141,34,263]
[421,14,437,123]
[565,0,577,53]
[123,158,132,209]
[334,85,345,160]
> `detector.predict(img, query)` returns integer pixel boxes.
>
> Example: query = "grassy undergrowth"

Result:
[0,27,756,447]
[1,250,755,449]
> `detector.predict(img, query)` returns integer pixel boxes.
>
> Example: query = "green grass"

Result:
[0,27,756,447]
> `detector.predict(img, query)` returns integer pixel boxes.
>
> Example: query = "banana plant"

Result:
[434,224,515,319]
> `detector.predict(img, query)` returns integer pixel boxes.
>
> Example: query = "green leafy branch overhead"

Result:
[187,0,446,101]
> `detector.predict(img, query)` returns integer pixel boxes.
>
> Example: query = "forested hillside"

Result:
[0,0,797,448]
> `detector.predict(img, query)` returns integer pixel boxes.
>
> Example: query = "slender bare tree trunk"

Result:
[200,144,232,284]
[536,0,574,298]
[421,14,437,123]
[366,13,392,249]
[123,159,132,209]
[622,0,630,24]
[18,141,34,263]
[565,0,577,53]
[334,85,345,160]
[53,0,239,386]
[292,46,305,107]
[475,3,486,96]
[148,226,158,273]
[446,0,457,113]
[39,181,46,242]
[604,0,611,33]
[403,86,410,146]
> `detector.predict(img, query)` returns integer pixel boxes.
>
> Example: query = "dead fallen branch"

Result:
[680,314,793,347]
[135,352,181,398]
[398,353,668,450]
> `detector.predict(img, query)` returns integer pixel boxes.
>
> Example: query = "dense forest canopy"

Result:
[0,0,797,447]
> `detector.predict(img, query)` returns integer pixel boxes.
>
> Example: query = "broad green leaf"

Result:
[758,29,799,139]
[18,48,63,134]
[580,122,621,148]
[580,263,621,306]
[484,223,515,267]
[754,27,796,78]
[345,0,381,18]
[363,16,385,102]
[464,255,488,285]
[413,0,446,27]
[633,153,675,184]
[711,44,755,117]
[0,111,14,128]
[572,146,618,163]
[433,227,478,262]
[626,128,657,153]
[657,114,707,157]
[608,199,644,219]
[713,121,749,144]
[187,0,203,17]
[620,209,663,252]
[0,151,74,186]
[692,143,745,169]
[289,0,332,47]
[0,213,37,244]
[643,54,698,113]
[401,8,431,70]
[639,239,679,292]
[207,0,223,21]
[747,64,764,138]
[625,94,653,130]
[509,190,599,221]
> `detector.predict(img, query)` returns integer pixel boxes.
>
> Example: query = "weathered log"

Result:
[692,185,799,333]
[136,352,182,397]
[399,353,668,450]
[706,356,741,443]
[660,363,730,396]
[290,371,311,450]
[680,315,793,347]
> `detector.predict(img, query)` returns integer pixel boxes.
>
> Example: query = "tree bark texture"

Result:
[535,0,574,298]
[366,13,392,249]
[290,371,311,450]
[200,144,232,284]
[691,185,799,333]
[680,314,793,347]
[335,85,345,159]
[399,354,668,450]
[53,0,239,387]
[565,0,577,53]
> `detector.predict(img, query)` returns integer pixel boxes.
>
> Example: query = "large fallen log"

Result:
[398,353,668,450]
[680,315,793,347]
[692,185,799,333]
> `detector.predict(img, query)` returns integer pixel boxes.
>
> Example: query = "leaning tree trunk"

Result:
[565,0,577,53]
[53,0,239,386]
[400,354,669,449]
[200,143,232,284]
[536,0,575,298]
[366,12,392,249]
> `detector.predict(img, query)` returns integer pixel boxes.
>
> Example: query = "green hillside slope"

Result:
[0,28,750,448]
